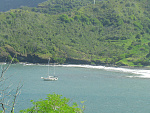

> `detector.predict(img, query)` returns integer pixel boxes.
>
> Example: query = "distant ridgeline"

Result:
[0,0,47,12]
[0,0,150,66]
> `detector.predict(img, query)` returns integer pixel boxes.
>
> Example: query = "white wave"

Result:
[24,63,36,66]
[0,62,7,65]
[23,63,150,78]
[128,70,150,78]
[62,64,150,78]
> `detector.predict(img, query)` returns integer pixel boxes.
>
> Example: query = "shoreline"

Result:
[1,61,150,69]
[1,62,149,70]
[1,62,150,78]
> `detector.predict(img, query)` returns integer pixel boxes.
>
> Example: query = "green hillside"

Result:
[0,0,150,66]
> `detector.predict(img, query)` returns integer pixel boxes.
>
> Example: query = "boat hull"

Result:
[41,76,58,81]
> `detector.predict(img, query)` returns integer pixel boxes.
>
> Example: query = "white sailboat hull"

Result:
[41,76,58,81]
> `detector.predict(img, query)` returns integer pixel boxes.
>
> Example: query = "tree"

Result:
[135,34,141,39]
[20,93,85,113]
[0,58,23,113]
[59,14,70,23]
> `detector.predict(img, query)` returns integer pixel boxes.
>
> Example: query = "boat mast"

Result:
[48,58,50,76]
[94,0,95,4]
[54,62,55,76]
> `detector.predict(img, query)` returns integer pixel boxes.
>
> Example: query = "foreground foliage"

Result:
[0,0,150,66]
[0,59,23,113]
[20,93,84,113]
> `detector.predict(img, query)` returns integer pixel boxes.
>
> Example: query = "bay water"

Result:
[1,64,150,113]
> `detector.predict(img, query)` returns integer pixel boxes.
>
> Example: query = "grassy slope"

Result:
[0,0,150,66]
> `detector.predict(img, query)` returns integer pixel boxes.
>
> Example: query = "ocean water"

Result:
[1,64,150,113]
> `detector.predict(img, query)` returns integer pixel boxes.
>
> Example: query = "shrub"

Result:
[20,93,85,113]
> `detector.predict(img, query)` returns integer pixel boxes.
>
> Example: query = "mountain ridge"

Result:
[0,0,150,66]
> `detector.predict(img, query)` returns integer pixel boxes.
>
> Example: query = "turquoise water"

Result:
[1,64,150,113]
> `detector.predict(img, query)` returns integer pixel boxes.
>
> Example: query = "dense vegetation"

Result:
[0,0,150,66]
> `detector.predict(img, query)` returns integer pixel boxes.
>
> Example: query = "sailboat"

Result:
[41,58,58,81]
